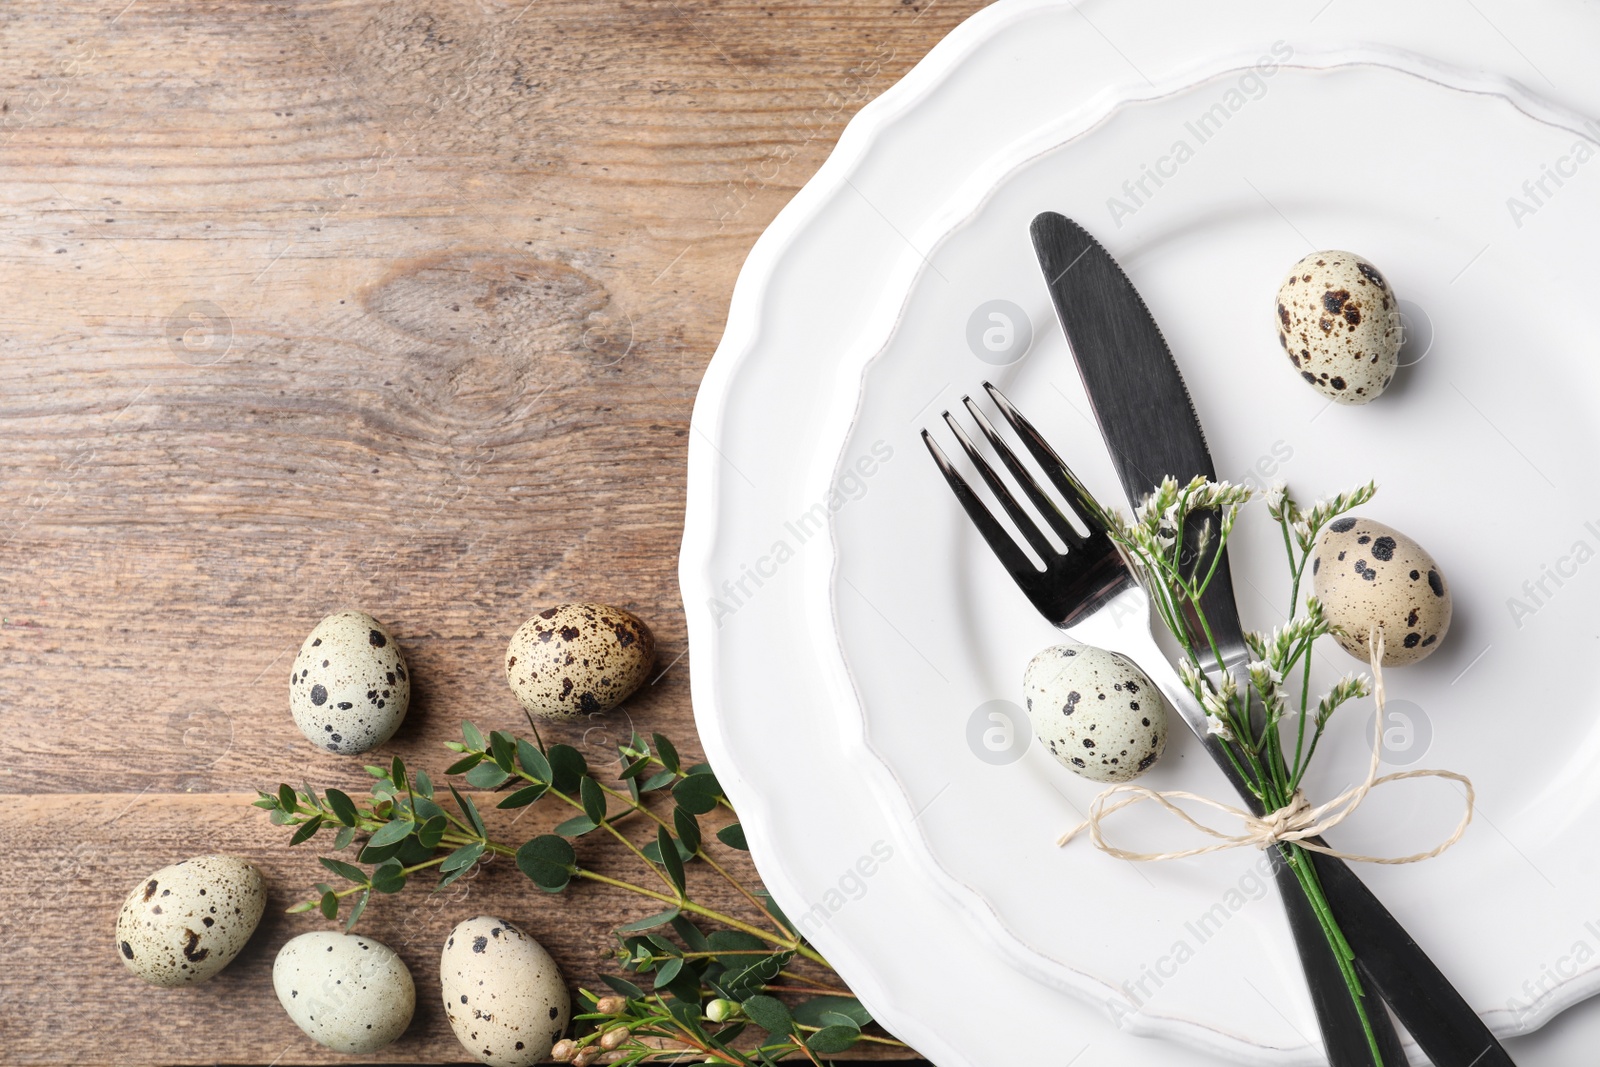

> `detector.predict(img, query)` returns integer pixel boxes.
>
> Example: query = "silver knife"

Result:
[1032,212,1512,1067]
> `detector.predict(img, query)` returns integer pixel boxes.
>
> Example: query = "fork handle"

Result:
[1310,850,1516,1066]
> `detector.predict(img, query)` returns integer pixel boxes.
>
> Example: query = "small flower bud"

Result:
[704,998,737,1023]
[572,1049,599,1067]
[551,1040,577,1062]
[599,1027,630,1050]
[594,995,627,1015]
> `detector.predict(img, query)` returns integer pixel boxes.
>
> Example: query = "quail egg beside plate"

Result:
[115,855,266,986]
[274,931,415,1053]
[441,916,571,1067]
[289,610,410,754]
[504,604,655,721]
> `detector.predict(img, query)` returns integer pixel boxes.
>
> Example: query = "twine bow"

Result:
[1058,631,1474,865]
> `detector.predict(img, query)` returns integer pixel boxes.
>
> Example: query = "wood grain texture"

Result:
[0,0,981,1062]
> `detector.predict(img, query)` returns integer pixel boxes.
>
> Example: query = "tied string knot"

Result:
[1058,630,1475,865]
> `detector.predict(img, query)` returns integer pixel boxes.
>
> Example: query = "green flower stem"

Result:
[1282,843,1383,1065]
[574,868,828,967]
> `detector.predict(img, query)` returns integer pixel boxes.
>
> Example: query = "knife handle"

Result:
[1310,850,1517,1066]
[1270,847,1408,1067]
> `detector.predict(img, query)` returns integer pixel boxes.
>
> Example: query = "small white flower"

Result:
[1264,481,1287,512]
[1205,713,1233,741]
[1247,660,1284,687]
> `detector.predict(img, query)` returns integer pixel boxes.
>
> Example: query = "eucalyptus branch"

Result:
[257,723,884,1063]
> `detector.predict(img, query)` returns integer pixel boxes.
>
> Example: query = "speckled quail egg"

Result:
[289,610,410,755]
[274,931,415,1053]
[1022,642,1168,784]
[441,916,571,1067]
[504,604,655,720]
[1312,516,1451,666]
[115,855,265,986]
[1275,250,1400,404]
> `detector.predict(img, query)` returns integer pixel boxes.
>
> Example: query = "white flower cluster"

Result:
[1316,674,1372,727]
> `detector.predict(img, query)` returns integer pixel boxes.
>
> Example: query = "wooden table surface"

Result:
[0,2,980,1061]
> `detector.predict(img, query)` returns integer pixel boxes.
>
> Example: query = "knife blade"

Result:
[1029,211,1403,1067]
[1031,211,1514,1067]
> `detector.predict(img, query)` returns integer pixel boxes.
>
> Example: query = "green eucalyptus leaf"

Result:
[445,753,484,776]
[653,957,684,988]
[548,745,587,793]
[370,859,407,894]
[791,996,872,1028]
[413,768,434,798]
[461,720,485,751]
[516,738,551,782]
[579,776,607,825]
[324,789,358,827]
[278,783,297,811]
[364,764,388,778]
[806,1025,860,1055]
[437,863,471,889]
[289,814,325,846]
[286,900,317,914]
[319,890,338,920]
[710,1021,748,1048]
[741,995,793,1036]
[333,825,355,851]
[720,950,792,1000]
[497,782,548,809]
[652,733,680,773]
[672,772,722,816]
[366,818,414,849]
[516,834,575,891]
[448,784,486,838]
[417,814,448,850]
[412,796,447,823]
[554,814,599,837]
[657,826,686,895]
[819,1011,863,1030]
[708,930,766,955]
[618,755,652,781]
[440,841,485,873]
[615,907,680,934]
[673,808,701,854]
[489,731,516,772]
[358,839,402,864]
[390,756,407,794]
[716,822,748,850]
[465,761,511,789]
[319,857,368,884]
[397,835,435,866]
[670,915,710,952]
[344,889,369,931]
[252,793,278,810]
[601,974,645,999]
[640,770,677,792]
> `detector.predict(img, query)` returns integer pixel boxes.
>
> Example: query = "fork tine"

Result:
[960,396,1084,547]
[940,409,1061,562]
[920,430,1040,577]
[982,381,1109,535]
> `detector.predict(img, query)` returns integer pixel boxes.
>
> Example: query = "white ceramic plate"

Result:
[682,2,1600,1064]
[820,42,1600,1066]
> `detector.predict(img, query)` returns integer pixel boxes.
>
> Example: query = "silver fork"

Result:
[922,382,1410,1067]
